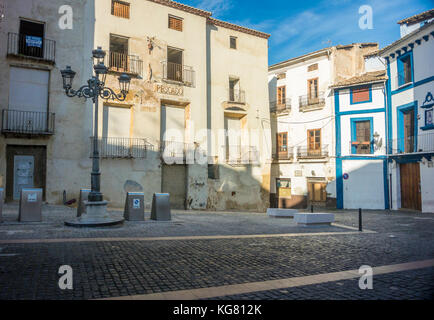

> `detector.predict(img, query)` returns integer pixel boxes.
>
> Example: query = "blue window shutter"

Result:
[397,58,404,86]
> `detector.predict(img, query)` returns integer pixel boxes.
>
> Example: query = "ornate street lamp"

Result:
[61,46,131,227]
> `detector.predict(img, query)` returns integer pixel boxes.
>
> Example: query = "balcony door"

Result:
[225,116,241,161]
[167,47,183,82]
[7,67,49,132]
[403,109,415,153]
[307,129,321,156]
[19,20,44,58]
[277,132,288,158]
[308,78,318,104]
[109,34,129,72]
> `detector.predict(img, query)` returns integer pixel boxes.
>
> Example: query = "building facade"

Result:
[332,62,388,210]
[380,11,434,213]
[268,43,378,209]
[0,0,271,211]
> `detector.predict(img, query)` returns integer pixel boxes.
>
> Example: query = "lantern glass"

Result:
[60,66,76,89]
[118,73,131,93]
[92,46,106,65]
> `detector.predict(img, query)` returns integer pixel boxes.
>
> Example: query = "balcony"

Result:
[299,92,325,112]
[273,146,294,161]
[224,145,259,165]
[7,32,55,63]
[160,140,196,161]
[270,98,291,114]
[1,109,55,136]
[106,51,143,77]
[90,137,153,159]
[161,61,195,87]
[297,145,329,159]
[228,89,246,104]
[391,133,434,155]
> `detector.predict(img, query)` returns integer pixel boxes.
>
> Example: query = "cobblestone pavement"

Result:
[0,205,433,300]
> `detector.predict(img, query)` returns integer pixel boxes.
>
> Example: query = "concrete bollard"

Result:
[151,193,171,221]
[18,188,43,222]
[77,189,91,217]
[124,192,145,221]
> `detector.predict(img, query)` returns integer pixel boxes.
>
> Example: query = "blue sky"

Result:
[179,0,433,65]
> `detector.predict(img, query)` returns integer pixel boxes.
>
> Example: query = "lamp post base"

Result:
[65,200,124,227]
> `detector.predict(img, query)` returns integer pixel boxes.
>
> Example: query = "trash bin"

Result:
[124,192,145,221]
[151,193,171,221]
[18,188,42,222]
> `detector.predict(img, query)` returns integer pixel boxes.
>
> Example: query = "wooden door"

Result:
[307,182,327,203]
[400,163,421,211]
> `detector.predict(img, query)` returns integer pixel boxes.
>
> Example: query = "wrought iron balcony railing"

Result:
[1,109,55,135]
[391,133,434,154]
[273,146,294,160]
[90,137,153,159]
[297,145,329,159]
[7,32,55,62]
[106,51,143,76]
[270,98,291,113]
[299,92,325,112]
[228,89,246,104]
[161,61,195,87]
[223,145,259,164]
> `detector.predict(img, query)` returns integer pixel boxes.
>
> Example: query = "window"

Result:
[351,119,372,154]
[277,132,288,155]
[307,129,321,155]
[308,78,318,103]
[168,15,183,31]
[229,78,240,102]
[397,52,413,86]
[19,20,44,58]
[230,36,237,49]
[351,85,371,104]
[277,86,286,105]
[308,63,318,72]
[167,47,183,82]
[111,1,130,19]
[109,34,129,72]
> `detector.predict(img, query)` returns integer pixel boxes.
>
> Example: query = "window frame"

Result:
[397,51,414,88]
[276,132,288,154]
[350,84,372,105]
[168,14,183,32]
[307,78,319,100]
[230,36,237,49]
[350,117,373,154]
[277,86,286,105]
[307,129,321,151]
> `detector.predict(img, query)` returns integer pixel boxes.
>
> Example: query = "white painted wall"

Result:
[342,159,385,209]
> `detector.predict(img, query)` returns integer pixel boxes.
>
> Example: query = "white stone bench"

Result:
[294,213,334,226]
[267,208,298,218]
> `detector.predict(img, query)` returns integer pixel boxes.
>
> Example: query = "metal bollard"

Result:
[311,205,313,213]
[359,208,362,232]
[0,188,3,223]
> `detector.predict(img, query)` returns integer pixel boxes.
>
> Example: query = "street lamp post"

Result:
[61,47,131,227]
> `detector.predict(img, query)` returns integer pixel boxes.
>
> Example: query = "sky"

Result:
[178,0,433,65]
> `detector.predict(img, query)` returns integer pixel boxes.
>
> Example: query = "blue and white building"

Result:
[380,10,434,213]
[332,64,389,209]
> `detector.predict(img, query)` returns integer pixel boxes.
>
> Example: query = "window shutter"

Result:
[352,86,370,103]
[169,16,183,31]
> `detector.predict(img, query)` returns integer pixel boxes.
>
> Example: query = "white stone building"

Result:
[0,0,271,211]
[380,10,434,213]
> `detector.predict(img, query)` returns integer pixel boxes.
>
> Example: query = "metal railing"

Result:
[1,109,55,135]
[273,146,294,160]
[7,32,55,62]
[270,98,291,113]
[297,144,329,158]
[391,133,434,154]
[299,92,325,111]
[160,140,195,159]
[224,145,259,164]
[228,89,246,104]
[90,137,152,158]
[107,51,143,76]
[161,61,195,87]
[396,72,412,87]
